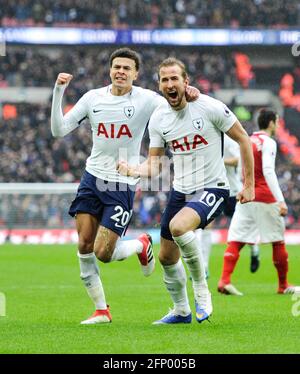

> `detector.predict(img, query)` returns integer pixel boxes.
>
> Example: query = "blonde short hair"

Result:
[158,57,188,80]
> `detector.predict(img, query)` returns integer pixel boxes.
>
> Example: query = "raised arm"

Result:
[226,121,255,203]
[118,147,165,178]
[51,73,88,137]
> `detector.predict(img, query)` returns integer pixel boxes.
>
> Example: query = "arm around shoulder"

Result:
[117,147,165,178]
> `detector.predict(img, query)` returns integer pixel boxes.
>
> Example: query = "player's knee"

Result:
[169,218,186,237]
[94,243,113,263]
[78,238,94,255]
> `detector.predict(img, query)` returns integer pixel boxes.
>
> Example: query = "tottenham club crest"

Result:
[193,118,204,131]
[124,106,135,118]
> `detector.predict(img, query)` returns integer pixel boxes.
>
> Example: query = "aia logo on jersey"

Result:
[97,123,132,138]
[124,106,135,118]
[193,118,204,131]
[172,135,208,152]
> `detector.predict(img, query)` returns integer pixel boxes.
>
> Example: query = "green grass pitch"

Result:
[0,243,299,354]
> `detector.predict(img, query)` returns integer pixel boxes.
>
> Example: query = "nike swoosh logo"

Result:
[93,109,103,113]
[163,130,171,135]
[115,223,125,228]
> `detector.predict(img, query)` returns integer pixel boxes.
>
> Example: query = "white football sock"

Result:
[162,259,191,316]
[78,252,107,310]
[250,244,260,256]
[173,231,208,301]
[196,229,212,273]
[110,239,143,261]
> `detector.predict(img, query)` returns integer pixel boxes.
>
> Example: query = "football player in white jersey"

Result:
[118,57,254,324]
[51,48,199,324]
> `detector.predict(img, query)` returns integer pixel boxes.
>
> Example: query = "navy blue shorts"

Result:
[161,188,229,241]
[69,170,135,237]
[223,196,237,217]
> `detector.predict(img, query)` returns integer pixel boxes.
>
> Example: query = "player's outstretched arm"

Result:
[51,72,87,138]
[226,121,255,203]
[117,147,165,178]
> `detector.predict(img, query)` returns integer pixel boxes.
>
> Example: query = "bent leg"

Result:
[169,188,229,283]
[93,226,146,265]
[169,207,212,320]
[93,204,151,271]
[170,207,207,290]
[94,226,120,263]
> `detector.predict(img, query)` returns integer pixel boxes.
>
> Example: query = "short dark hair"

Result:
[257,109,278,130]
[109,48,141,71]
[158,57,188,80]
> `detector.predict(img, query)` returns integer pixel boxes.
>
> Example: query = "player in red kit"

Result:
[218,109,299,295]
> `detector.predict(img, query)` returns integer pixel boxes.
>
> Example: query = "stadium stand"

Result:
[0,45,236,94]
[1,0,299,28]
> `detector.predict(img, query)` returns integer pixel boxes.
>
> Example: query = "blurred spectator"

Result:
[0,45,236,94]
[1,0,299,28]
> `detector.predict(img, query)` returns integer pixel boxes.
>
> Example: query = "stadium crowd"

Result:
[1,45,300,229]
[1,0,299,28]
[0,46,236,94]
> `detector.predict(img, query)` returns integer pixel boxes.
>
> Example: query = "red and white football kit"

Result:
[228,131,285,243]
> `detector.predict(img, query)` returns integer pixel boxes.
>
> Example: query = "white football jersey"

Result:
[52,84,164,184]
[149,94,237,194]
[224,135,243,197]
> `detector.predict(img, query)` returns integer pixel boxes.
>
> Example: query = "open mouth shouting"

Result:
[167,90,179,103]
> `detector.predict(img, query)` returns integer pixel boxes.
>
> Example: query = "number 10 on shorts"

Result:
[198,191,216,207]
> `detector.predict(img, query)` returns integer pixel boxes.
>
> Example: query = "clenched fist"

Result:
[56,73,73,86]
[237,186,255,204]
[117,160,131,176]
